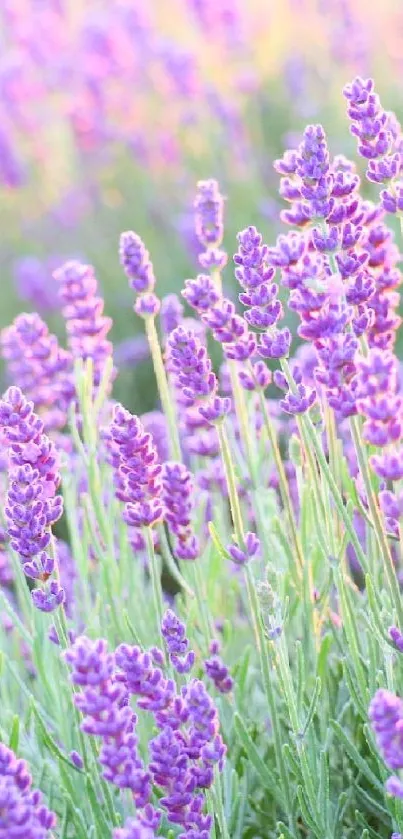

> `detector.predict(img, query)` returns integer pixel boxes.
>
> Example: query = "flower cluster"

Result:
[161,462,199,560]
[161,609,195,673]
[194,179,227,271]
[119,231,160,319]
[0,743,56,837]
[204,640,233,694]
[0,387,64,611]
[65,636,150,804]
[369,689,403,799]
[1,312,73,433]
[227,531,260,566]
[54,259,114,389]
[234,224,291,365]
[104,403,163,528]
[343,76,403,211]
[356,349,403,480]
[167,326,231,424]
[116,623,226,837]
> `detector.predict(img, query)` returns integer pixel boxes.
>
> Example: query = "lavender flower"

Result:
[227,531,260,565]
[389,626,403,652]
[280,383,316,415]
[149,678,225,832]
[1,312,73,432]
[160,294,184,340]
[369,689,403,770]
[275,124,332,223]
[119,231,156,294]
[0,743,56,837]
[167,327,216,406]
[134,293,161,319]
[54,259,114,389]
[343,77,400,191]
[355,350,403,478]
[65,636,150,804]
[204,640,233,693]
[104,403,163,529]
[234,225,291,359]
[161,462,199,560]
[115,644,181,731]
[239,360,272,392]
[386,776,403,799]
[182,274,221,314]
[161,609,195,673]
[194,179,224,249]
[235,226,280,329]
[0,387,64,611]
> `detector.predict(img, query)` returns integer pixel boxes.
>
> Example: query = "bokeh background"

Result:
[1,0,402,411]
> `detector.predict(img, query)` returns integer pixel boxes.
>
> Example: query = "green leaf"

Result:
[354,784,391,825]
[86,775,113,837]
[208,521,231,560]
[317,749,329,832]
[282,743,302,782]
[330,720,384,794]
[8,716,19,752]
[296,786,321,837]
[233,713,283,805]
[317,634,333,685]
[31,701,84,773]
[302,677,321,736]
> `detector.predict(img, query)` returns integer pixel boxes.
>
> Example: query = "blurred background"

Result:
[1,0,402,411]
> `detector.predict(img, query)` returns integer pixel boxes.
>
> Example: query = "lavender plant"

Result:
[2,75,403,839]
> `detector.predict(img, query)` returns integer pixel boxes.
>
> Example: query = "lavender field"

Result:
[2,2,403,838]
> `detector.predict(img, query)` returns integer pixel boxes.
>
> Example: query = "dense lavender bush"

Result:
[2,71,403,839]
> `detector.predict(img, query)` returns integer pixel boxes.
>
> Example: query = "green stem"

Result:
[276,637,326,834]
[228,361,256,482]
[216,424,244,544]
[144,526,164,643]
[244,566,295,830]
[350,415,403,625]
[158,526,195,599]
[145,316,182,461]
[217,419,294,828]
[257,387,303,576]
[281,359,370,575]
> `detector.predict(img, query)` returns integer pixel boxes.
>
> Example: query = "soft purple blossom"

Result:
[258,328,292,359]
[104,404,163,529]
[1,312,73,432]
[0,743,56,837]
[280,383,316,415]
[227,531,260,565]
[119,232,156,294]
[369,689,403,770]
[343,77,402,195]
[54,260,114,389]
[167,327,216,406]
[65,636,150,803]
[161,463,199,560]
[194,179,224,250]
[182,275,221,314]
[0,387,64,611]
[389,626,403,653]
[161,609,195,673]
[204,640,233,693]
[160,294,184,340]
